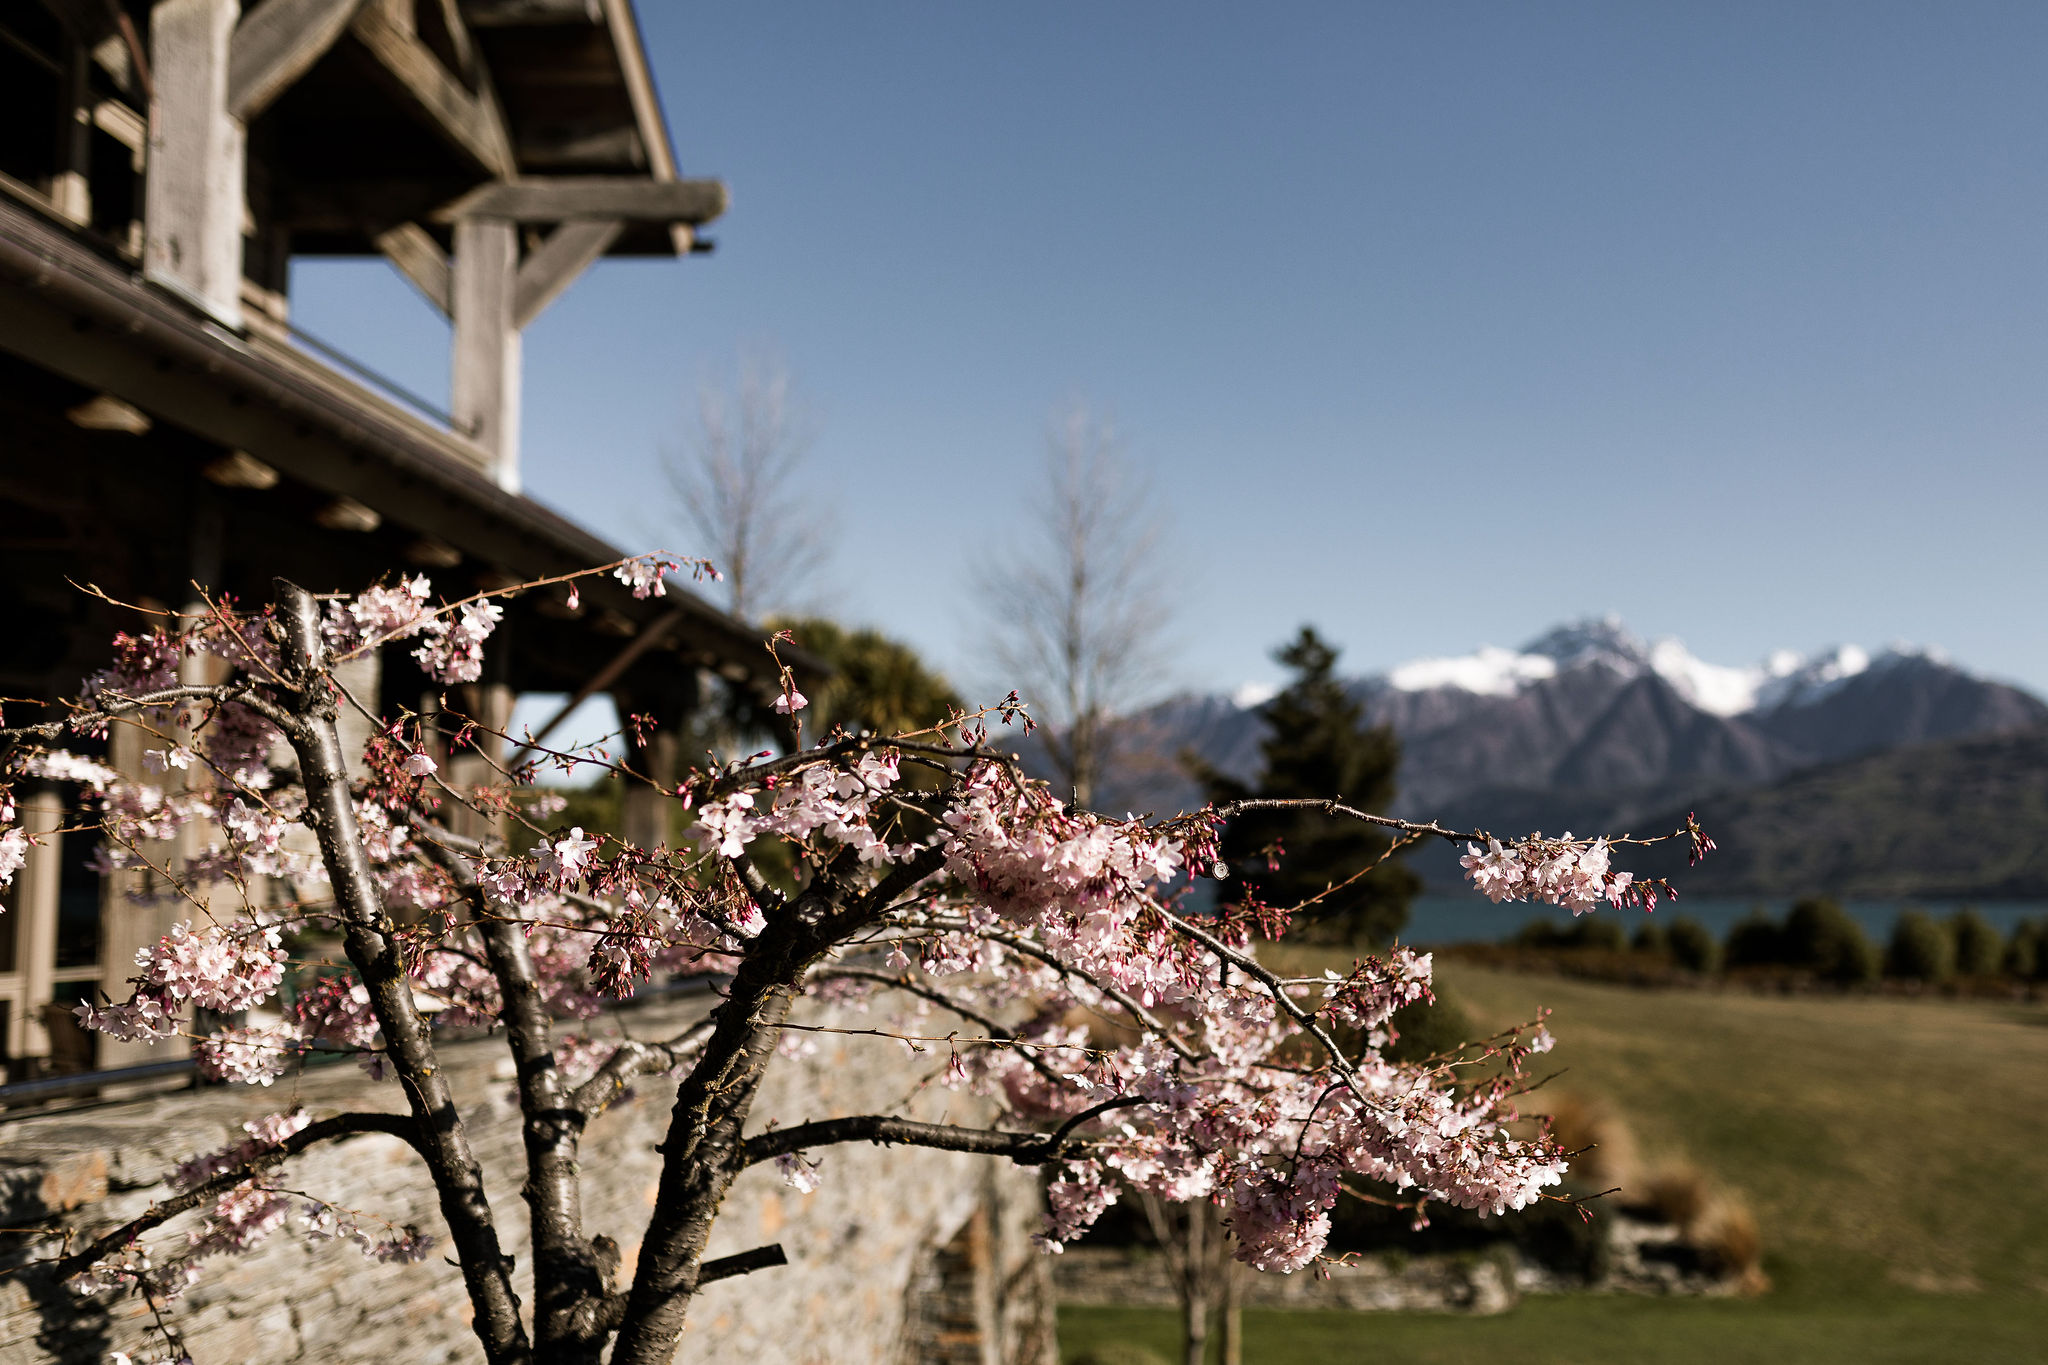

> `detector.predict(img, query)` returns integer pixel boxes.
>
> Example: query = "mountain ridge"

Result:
[1095,618,2048,895]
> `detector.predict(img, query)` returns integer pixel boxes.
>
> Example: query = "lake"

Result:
[1399,892,2048,946]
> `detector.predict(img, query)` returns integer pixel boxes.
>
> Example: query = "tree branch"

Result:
[417,826,606,1362]
[738,1115,1067,1167]
[569,1022,715,1122]
[806,964,1069,1088]
[736,1101,1145,1170]
[698,1243,788,1285]
[272,580,531,1365]
[46,1113,420,1283]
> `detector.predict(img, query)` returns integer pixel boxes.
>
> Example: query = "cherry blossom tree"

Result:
[0,560,1712,1365]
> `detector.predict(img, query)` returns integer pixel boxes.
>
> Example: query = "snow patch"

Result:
[1647,639,1765,717]
[1388,646,1558,697]
[1231,681,1279,709]
[1371,620,1930,717]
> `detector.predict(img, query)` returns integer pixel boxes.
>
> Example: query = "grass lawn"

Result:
[1063,962,2048,1363]
[1061,1293,2048,1364]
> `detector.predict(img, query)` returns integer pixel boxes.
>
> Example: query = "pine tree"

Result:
[1199,627,1419,945]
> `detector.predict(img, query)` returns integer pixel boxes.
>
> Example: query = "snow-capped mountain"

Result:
[1383,615,1937,720]
[1101,619,2048,867]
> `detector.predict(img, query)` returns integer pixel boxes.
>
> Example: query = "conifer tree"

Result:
[1200,627,1420,944]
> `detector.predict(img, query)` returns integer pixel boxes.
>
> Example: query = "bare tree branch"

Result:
[979,401,1172,807]
[663,349,828,620]
[44,1113,423,1283]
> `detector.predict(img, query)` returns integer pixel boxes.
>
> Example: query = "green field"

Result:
[1063,964,2048,1364]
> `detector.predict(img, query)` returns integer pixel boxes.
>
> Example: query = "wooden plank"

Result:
[517,121,646,171]
[450,218,521,490]
[227,0,365,120]
[433,176,726,224]
[374,222,452,314]
[511,218,620,327]
[348,4,516,178]
[459,0,601,26]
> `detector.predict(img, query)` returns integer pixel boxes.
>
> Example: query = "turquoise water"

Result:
[1399,892,2047,947]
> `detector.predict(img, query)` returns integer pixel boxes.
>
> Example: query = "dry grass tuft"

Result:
[1544,1093,1640,1191]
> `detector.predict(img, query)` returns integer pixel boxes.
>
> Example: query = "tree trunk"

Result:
[1181,1286,1210,1365]
[1218,1258,1242,1365]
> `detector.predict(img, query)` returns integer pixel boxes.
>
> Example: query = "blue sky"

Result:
[293,1,2048,707]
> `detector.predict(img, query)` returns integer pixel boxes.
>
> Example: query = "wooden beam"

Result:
[507,610,682,769]
[517,121,646,171]
[600,0,676,179]
[433,176,726,224]
[374,222,452,315]
[227,0,366,120]
[348,3,516,178]
[450,218,521,491]
[459,0,601,26]
[144,0,246,328]
[511,218,620,328]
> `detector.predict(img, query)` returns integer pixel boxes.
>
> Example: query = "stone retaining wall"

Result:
[0,990,1057,1364]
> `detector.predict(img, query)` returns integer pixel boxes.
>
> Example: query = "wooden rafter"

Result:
[512,218,622,328]
[348,2,516,178]
[227,0,366,120]
[374,222,452,315]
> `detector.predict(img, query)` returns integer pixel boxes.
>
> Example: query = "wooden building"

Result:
[0,0,797,1085]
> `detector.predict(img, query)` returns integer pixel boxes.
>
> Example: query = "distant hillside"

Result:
[1621,728,2048,899]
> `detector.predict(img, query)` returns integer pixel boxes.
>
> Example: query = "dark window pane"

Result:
[54,826,100,970]
[45,982,96,1074]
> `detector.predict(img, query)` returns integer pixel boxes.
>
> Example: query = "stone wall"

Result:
[0,990,1058,1364]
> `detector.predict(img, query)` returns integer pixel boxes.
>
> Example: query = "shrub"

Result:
[1886,909,1954,982]
[1514,917,1626,952]
[1636,1164,1711,1227]
[1947,908,2004,977]
[1692,1196,1766,1290]
[1631,921,1669,956]
[1723,909,1785,968]
[1783,897,1879,984]
[1384,991,1477,1064]
[1665,916,1720,973]
[1545,1095,1637,1190]
[2005,919,2043,980]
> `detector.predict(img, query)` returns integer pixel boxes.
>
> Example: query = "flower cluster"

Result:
[691,750,915,867]
[1460,834,1641,913]
[323,574,503,684]
[299,1200,436,1263]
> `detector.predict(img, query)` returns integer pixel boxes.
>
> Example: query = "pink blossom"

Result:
[195,1024,302,1086]
[0,828,27,889]
[403,751,438,776]
[774,1152,821,1193]
[538,827,600,884]
[135,920,288,1014]
[612,557,674,599]
[772,688,809,715]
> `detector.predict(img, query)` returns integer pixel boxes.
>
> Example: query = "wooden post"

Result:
[144,0,247,329]
[451,217,522,491]
[447,682,515,848]
[52,44,94,225]
[15,793,63,1063]
[616,692,681,852]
